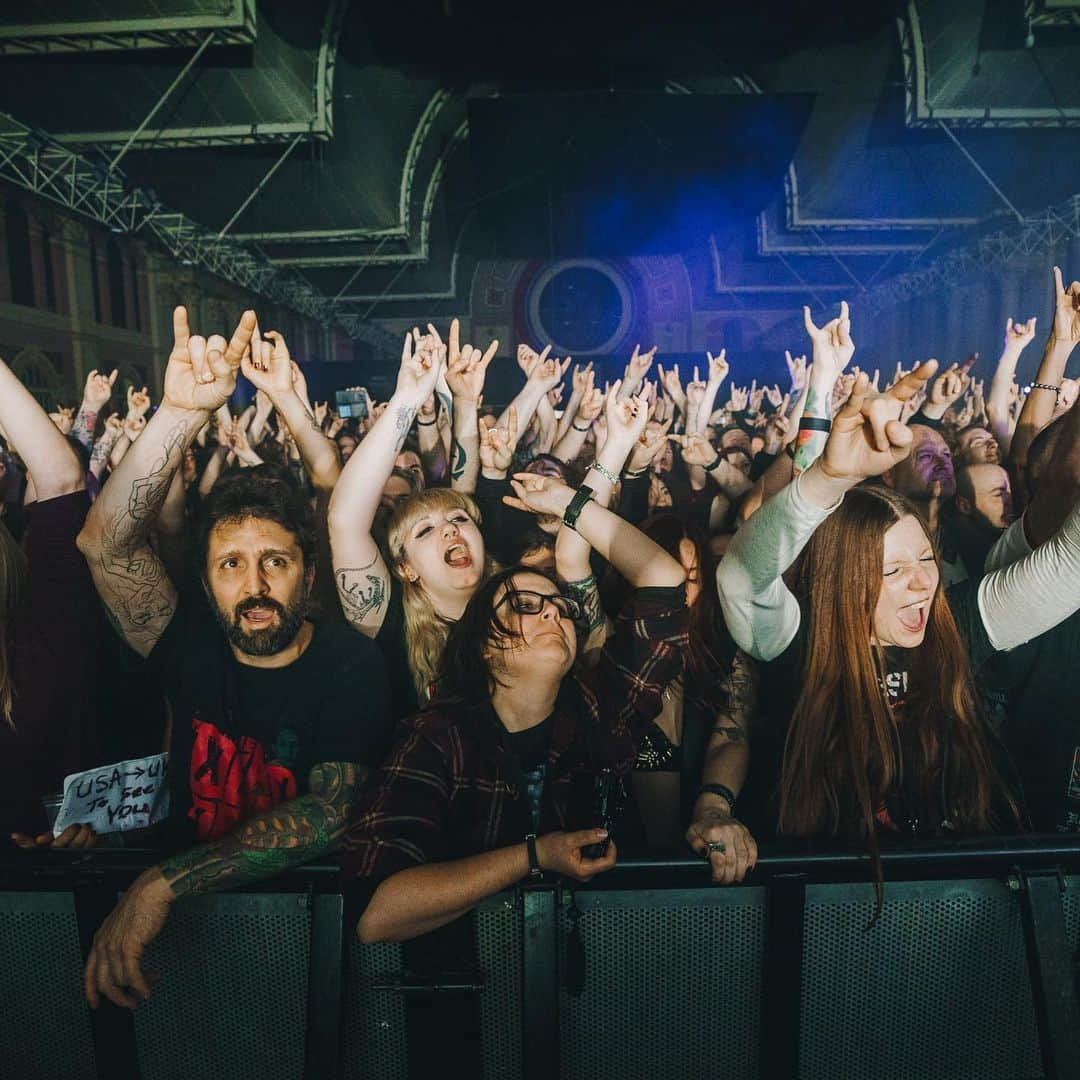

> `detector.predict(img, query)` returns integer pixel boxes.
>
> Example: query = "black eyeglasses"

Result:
[497,589,582,621]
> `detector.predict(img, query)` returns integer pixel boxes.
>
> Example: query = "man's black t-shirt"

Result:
[149,591,393,844]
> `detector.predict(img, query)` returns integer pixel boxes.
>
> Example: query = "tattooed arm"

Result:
[328,330,443,636]
[792,302,854,476]
[77,403,192,656]
[686,651,759,885]
[563,573,611,663]
[83,761,361,1009]
[160,761,362,895]
[78,306,254,657]
[90,416,125,479]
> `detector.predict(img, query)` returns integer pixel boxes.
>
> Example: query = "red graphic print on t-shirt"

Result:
[188,717,297,840]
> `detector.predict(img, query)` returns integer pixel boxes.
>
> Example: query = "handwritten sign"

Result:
[53,754,170,837]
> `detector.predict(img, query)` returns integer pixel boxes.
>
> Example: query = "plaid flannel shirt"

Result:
[340,584,687,894]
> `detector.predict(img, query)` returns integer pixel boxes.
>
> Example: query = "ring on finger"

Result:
[706,839,726,854]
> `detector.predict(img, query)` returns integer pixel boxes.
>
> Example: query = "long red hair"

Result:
[778,486,1016,851]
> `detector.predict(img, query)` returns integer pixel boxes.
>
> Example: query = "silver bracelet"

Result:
[589,460,619,485]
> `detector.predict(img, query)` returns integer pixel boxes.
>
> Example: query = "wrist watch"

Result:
[525,834,543,878]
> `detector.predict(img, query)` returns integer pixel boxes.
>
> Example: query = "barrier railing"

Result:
[2,836,1079,1080]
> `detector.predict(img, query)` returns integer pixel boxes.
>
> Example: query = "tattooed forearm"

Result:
[713,724,745,742]
[792,386,828,475]
[90,426,123,475]
[564,574,605,634]
[71,406,98,450]
[161,763,361,898]
[90,420,190,653]
[718,649,758,735]
[451,441,467,481]
[336,564,387,627]
[436,388,453,428]
[393,405,417,452]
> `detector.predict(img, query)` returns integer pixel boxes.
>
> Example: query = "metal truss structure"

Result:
[1028,1,1080,31]
[0,110,397,353]
[39,0,346,149]
[898,2,1080,129]
[865,195,1080,309]
[0,1,256,56]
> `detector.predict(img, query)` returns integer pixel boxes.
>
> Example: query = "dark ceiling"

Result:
[2,1,1080,321]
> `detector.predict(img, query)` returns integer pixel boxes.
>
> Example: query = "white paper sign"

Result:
[52,753,170,837]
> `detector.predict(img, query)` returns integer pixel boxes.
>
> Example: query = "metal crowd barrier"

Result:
[2,836,1079,1080]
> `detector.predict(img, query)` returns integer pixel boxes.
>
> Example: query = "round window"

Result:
[529,261,632,356]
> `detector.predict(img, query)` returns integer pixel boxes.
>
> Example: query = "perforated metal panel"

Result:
[1064,875,1079,950]
[132,892,310,1080]
[0,891,95,1080]
[558,888,767,1080]
[477,894,524,1079]
[800,879,1042,1080]
[341,938,408,1080]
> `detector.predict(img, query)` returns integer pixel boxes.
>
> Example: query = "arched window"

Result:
[12,348,64,411]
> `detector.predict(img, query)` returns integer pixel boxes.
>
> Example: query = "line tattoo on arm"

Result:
[393,405,417,452]
[335,557,387,627]
[714,649,757,740]
[160,762,362,898]
[94,419,189,652]
[451,440,467,481]
[564,574,606,635]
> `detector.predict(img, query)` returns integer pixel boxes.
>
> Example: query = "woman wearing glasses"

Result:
[342,471,687,943]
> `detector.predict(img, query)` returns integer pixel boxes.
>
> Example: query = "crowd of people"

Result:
[3,266,1080,1008]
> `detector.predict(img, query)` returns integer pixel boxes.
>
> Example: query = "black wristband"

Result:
[416,417,437,426]
[697,783,738,813]
[562,484,595,531]
[797,416,831,433]
[525,833,543,878]
[705,454,723,472]
[572,421,591,432]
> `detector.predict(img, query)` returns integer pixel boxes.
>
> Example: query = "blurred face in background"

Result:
[956,464,1013,531]
[888,425,955,500]
[956,427,999,466]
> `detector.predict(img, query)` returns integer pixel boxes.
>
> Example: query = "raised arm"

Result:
[327,331,443,636]
[0,356,84,500]
[1012,268,1080,467]
[555,384,653,651]
[792,301,854,475]
[243,328,340,493]
[506,460,686,589]
[71,368,117,450]
[77,307,254,656]
[987,317,1036,457]
[718,363,938,662]
[444,319,498,494]
[495,345,569,437]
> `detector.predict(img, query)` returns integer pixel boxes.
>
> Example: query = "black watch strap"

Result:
[562,484,595,532]
[525,833,543,878]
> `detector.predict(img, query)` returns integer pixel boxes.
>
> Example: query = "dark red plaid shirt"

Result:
[340,585,687,892]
